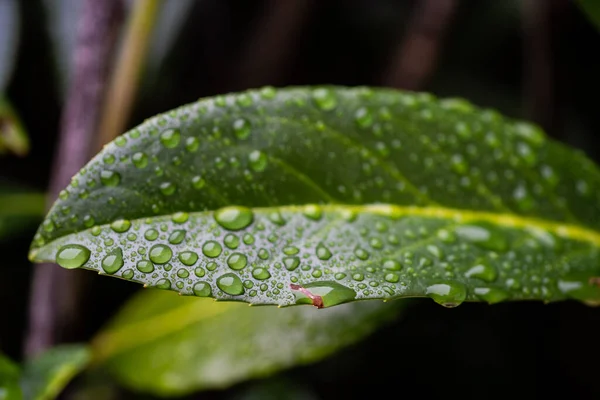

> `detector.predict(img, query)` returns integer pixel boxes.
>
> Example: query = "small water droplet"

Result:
[217,273,244,295]
[465,260,497,282]
[292,281,356,307]
[144,229,159,241]
[455,223,507,252]
[354,107,373,128]
[214,206,254,230]
[426,281,467,307]
[191,176,205,189]
[283,256,300,271]
[352,273,364,281]
[178,251,198,266]
[474,287,509,304]
[193,282,212,297]
[303,204,323,220]
[100,170,121,186]
[155,278,171,290]
[160,129,180,148]
[122,269,134,279]
[260,86,276,99]
[136,260,154,273]
[227,253,247,270]
[171,212,189,224]
[316,243,332,260]
[185,137,199,152]
[115,136,127,147]
[451,154,468,174]
[149,244,172,264]
[268,210,285,226]
[354,247,369,260]
[384,273,399,283]
[243,233,255,245]
[110,219,131,233]
[102,248,124,274]
[383,260,402,271]
[258,248,270,260]
[56,245,90,269]
[312,88,337,111]
[233,118,251,139]
[248,150,268,172]
[252,267,271,280]
[223,233,240,249]
[159,182,176,196]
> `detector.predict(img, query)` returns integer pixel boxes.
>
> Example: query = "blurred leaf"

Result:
[578,0,600,31]
[0,183,45,240]
[30,86,600,308]
[0,0,19,92]
[230,378,318,400]
[0,98,29,156]
[93,290,403,396]
[20,344,90,400]
[0,353,22,400]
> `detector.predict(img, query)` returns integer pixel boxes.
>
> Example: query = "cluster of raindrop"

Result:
[46,201,598,308]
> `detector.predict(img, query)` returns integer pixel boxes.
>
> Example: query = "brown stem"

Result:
[233,0,316,90]
[383,0,458,90]
[24,0,124,357]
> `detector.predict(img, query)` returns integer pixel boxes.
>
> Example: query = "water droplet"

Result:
[160,129,180,148]
[194,267,205,277]
[132,152,148,168]
[103,154,115,164]
[214,206,254,230]
[384,273,399,283]
[217,273,244,295]
[110,219,131,233]
[302,204,323,221]
[252,267,271,280]
[56,245,90,269]
[426,281,467,307]
[516,142,537,166]
[513,184,534,211]
[558,272,600,303]
[283,246,299,256]
[354,107,373,128]
[243,233,255,245]
[202,241,222,258]
[260,86,276,99]
[474,287,509,304]
[115,136,127,147]
[178,251,198,266]
[102,248,124,274]
[293,281,356,307]
[149,244,172,264]
[354,247,369,260]
[283,256,300,271]
[312,269,323,278]
[136,260,154,273]
[122,269,134,279]
[191,176,205,189]
[223,234,239,249]
[171,212,189,224]
[185,137,199,152]
[248,150,268,172]
[100,170,121,186]
[465,260,497,282]
[316,243,332,260]
[83,215,95,228]
[268,211,285,226]
[144,229,158,241]
[369,237,383,249]
[426,245,443,259]
[312,88,337,111]
[159,182,176,196]
[233,118,251,139]
[258,248,270,260]
[455,223,507,252]
[383,260,402,271]
[193,282,212,297]
[227,253,247,270]
[451,154,468,174]
[352,273,364,281]
[155,278,171,290]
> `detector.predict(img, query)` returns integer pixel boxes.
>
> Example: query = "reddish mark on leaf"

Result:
[290,283,324,308]
[589,277,600,286]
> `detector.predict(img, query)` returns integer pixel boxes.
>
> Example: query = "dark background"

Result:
[2,0,600,398]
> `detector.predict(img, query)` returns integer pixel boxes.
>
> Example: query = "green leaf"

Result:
[93,289,403,396]
[0,184,45,240]
[0,353,22,400]
[29,86,600,307]
[20,345,90,400]
[0,98,29,157]
[578,0,600,31]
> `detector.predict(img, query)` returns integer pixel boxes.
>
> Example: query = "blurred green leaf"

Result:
[0,184,45,240]
[0,0,19,92]
[93,290,404,396]
[20,345,90,400]
[578,0,600,31]
[0,353,22,400]
[0,98,29,156]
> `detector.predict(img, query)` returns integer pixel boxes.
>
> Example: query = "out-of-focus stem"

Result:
[96,0,160,149]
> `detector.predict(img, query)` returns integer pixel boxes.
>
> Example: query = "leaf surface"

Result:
[0,352,21,400]
[20,345,90,400]
[0,98,29,156]
[93,289,403,396]
[29,86,600,307]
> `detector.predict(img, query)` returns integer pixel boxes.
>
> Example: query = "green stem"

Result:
[96,0,161,149]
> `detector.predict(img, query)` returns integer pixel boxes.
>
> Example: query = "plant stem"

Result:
[383,0,457,90]
[96,0,161,149]
[24,0,124,357]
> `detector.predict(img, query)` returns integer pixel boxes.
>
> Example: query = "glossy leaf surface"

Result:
[30,86,600,307]
[93,289,403,396]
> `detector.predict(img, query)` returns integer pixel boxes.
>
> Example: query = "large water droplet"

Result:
[217,273,244,295]
[465,260,497,282]
[383,260,402,271]
[214,206,254,230]
[110,219,131,233]
[292,281,356,307]
[149,244,172,264]
[303,204,322,221]
[193,282,212,297]
[102,248,124,274]
[283,256,300,271]
[455,223,507,252]
[160,129,181,148]
[202,241,222,258]
[136,260,154,273]
[144,229,159,241]
[425,281,467,307]
[227,252,247,270]
[178,251,198,266]
[168,230,186,244]
[100,170,121,186]
[312,88,337,111]
[155,278,171,290]
[56,245,90,269]
[248,150,268,172]
[252,267,271,280]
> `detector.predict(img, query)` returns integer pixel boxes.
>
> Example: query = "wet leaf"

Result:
[0,98,29,156]
[20,345,90,400]
[30,86,600,307]
[93,289,403,396]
